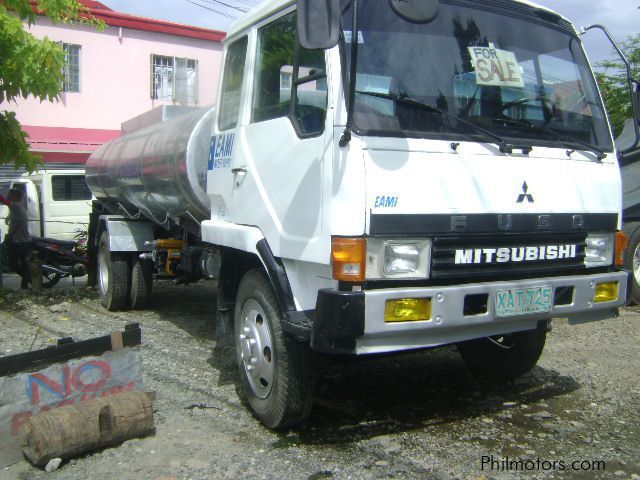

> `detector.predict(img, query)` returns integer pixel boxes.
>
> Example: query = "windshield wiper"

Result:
[355,90,531,154]
[492,116,607,161]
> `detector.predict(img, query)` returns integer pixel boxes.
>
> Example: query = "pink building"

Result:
[2,0,225,166]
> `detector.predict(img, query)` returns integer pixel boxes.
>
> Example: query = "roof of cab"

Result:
[225,0,571,42]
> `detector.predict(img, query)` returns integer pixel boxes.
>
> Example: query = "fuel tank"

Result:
[86,107,215,226]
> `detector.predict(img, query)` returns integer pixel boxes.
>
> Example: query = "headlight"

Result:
[384,243,420,274]
[367,238,431,279]
[585,233,614,268]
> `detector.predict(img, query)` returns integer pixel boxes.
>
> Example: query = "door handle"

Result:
[231,167,247,175]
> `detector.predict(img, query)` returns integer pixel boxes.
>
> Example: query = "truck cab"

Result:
[87,0,630,429]
[0,170,92,242]
[202,0,628,427]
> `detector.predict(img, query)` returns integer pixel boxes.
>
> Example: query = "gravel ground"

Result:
[0,277,639,480]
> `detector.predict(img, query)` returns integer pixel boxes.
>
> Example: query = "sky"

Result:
[101,0,638,64]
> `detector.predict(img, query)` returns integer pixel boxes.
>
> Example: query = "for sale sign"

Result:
[468,46,525,88]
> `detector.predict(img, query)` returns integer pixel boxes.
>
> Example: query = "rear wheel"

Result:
[234,270,313,428]
[97,232,130,311]
[130,259,153,309]
[457,323,547,380]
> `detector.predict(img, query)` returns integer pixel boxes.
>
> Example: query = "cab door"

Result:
[231,11,331,263]
[207,35,249,224]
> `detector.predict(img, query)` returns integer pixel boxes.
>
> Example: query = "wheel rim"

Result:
[98,245,109,296]
[238,298,275,399]
[633,242,640,285]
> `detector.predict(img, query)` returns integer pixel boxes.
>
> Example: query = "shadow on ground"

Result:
[111,281,583,446]
[289,348,581,446]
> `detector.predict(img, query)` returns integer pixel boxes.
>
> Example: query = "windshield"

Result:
[340,0,613,151]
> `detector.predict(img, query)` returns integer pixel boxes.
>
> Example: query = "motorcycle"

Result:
[31,236,88,288]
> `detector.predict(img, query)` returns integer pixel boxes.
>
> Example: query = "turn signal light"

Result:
[615,231,629,267]
[594,282,618,303]
[385,298,432,322]
[331,237,366,282]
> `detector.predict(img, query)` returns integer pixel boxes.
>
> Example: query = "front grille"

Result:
[431,232,587,280]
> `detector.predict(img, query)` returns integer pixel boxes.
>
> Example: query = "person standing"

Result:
[0,188,32,289]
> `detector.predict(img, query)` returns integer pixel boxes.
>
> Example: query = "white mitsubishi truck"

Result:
[86,0,633,428]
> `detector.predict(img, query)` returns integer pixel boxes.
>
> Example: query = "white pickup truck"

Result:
[0,169,92,243]
[86,0,633,429]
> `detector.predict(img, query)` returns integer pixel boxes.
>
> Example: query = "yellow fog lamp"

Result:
[594,282,618,303]
[384,298,432,322]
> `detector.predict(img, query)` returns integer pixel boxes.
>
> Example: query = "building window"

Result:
[151,55,198,105]
[62,43,80,92]
[51,175,92,201]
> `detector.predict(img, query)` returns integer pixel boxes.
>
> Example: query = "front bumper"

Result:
[310,271,629,354]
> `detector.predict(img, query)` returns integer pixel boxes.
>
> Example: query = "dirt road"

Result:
[1,281,638,479]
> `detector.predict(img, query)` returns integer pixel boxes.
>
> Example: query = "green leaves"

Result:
[0,111,43,172]
[0,0,104,172]
[596,35,640,138]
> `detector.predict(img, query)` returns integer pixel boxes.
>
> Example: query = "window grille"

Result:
[62,44,80,93]
[151,55,198,105]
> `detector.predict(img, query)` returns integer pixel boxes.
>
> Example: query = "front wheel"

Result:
[623,222,640,305]
[234,270,313,429]
[457,323,547,380]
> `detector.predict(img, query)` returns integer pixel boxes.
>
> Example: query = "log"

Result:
[22,391,154,467]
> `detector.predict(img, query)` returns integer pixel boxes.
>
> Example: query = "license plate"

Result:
[495,286,553,317]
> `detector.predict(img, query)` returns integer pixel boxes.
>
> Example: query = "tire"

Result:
[41,271,62,288]
[130,259,153,310]
[457,323,547,380]
[623,222,640,305]
[97,232,131,311]
[234,269,313,429]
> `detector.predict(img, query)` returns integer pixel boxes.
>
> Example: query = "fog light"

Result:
[384,298,431,322]
[594,282,618,303]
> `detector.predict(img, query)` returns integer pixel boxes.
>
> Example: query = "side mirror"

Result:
[297,0,340,50]
[582,24,640,155]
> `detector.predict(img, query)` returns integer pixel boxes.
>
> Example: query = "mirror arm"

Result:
[340,0,359,147]
[581,24,640,154]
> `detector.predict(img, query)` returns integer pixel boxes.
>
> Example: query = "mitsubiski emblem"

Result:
[516,181,534,203]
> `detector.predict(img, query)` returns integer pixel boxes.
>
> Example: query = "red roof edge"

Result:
[88,9,226,42]
[30,0,226,43]
[78,0,112,11]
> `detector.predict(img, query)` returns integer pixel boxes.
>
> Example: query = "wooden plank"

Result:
[0,323,141,377]
[110,332,124,350]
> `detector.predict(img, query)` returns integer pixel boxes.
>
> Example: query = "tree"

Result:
[0,0,104,172]
[596,34,640,138]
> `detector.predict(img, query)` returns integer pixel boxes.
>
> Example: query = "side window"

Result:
[219,37,248,131]
[252,14,296,123]
[293,47,328,136]
[51,176,92,201]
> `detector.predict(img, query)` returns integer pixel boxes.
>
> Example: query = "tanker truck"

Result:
[86,0,635,428]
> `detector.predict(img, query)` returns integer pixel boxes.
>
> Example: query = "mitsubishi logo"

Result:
[516,182,534,203]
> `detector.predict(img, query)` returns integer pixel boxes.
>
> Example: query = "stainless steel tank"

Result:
[86,107,215,226]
